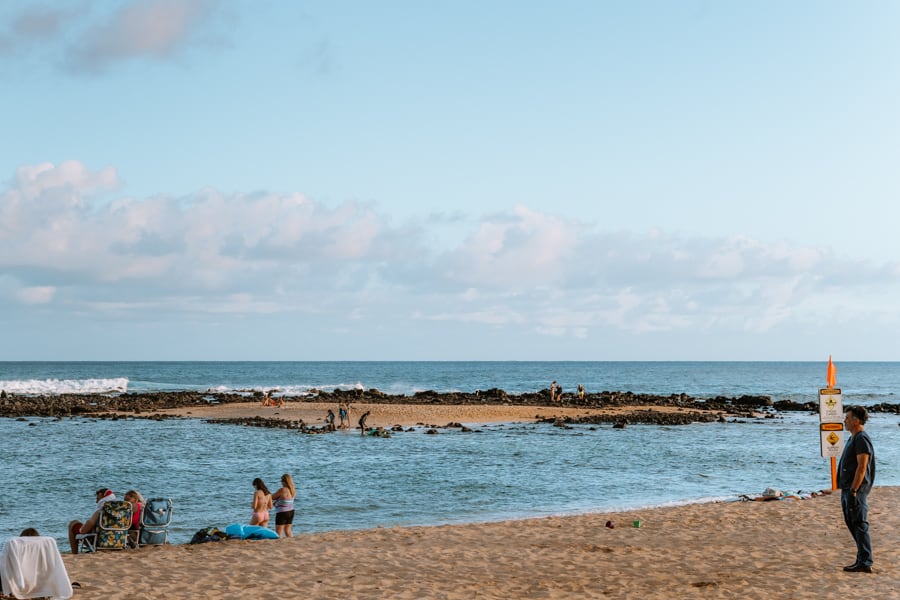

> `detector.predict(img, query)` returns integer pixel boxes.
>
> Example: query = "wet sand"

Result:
[160,400,726,427]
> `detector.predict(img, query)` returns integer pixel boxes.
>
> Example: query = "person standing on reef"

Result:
[549,381,557,403]
[839,405,876,573]
[577,384,585,400]
[339,400,349,429]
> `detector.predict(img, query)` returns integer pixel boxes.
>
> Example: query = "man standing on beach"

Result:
[838,405,875,573]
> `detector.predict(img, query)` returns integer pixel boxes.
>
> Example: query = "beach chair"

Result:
[1,536,73,599]
[76,500,133,552]
[138,498,174,547]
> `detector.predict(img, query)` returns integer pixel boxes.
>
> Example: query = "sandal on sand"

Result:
[71,582,82,589]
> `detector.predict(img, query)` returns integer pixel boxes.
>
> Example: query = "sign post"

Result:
[819,356,843,490]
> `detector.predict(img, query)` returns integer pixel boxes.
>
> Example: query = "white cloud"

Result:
[3,160,900,348]
[16,286,56,304]
[13,160,119,200]
[438,205,575,288]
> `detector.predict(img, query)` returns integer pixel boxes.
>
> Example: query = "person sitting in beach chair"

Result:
[123,490,144,548]
[67,487,117,554]
[73,499,134,553]
[1,528,74,599]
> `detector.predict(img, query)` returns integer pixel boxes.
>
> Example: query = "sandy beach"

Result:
[59,487,897,599]
[159,399,727,427]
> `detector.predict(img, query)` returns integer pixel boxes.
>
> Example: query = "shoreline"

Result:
[58,486,899,599]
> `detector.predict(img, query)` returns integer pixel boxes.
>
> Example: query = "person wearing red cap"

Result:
[67,487,117,554]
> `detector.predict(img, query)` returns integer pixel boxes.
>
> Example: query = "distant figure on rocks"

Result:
[358,411,370,435]
[577,384,585,400]
[326,409,336,431]
[556,383,563,401]
[550,381,557,403]
[1,390,6,398]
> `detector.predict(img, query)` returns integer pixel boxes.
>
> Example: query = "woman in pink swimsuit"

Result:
[250,478,273,527]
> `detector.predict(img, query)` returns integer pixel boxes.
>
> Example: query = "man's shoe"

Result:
[843,564,873,573]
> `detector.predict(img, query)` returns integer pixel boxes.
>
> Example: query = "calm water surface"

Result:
[2,412,898,549]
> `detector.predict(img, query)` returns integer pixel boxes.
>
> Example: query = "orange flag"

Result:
[826,355,837,389]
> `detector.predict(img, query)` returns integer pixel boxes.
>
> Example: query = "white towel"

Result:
[0,536,73,600]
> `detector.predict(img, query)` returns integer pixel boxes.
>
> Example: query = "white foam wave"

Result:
[207,382,370,396]
[0,378,129,395]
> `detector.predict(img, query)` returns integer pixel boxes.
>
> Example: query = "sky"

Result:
[1,0,899,361]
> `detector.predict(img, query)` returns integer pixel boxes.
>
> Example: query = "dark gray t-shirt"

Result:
[838,430,875,493]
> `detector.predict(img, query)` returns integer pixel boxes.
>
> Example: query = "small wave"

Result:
[0,378,129,395]
[201,382,374,396]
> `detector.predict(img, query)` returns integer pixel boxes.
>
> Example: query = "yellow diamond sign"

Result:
[826,432,839,445]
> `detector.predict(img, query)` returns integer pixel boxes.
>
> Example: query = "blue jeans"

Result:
[841,489,873,567]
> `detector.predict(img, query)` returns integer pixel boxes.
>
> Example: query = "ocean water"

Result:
[1,362,898,550]
[1,360,898,403]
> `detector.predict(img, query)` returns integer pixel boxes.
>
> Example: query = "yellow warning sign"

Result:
[818,389,843,424]
[821,429,845,458]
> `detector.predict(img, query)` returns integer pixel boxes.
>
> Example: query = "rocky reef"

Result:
[2,388,897,425]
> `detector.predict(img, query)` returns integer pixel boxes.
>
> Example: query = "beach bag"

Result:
[190,526,227,544]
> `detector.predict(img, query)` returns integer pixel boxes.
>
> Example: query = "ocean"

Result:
[1,361,897,549]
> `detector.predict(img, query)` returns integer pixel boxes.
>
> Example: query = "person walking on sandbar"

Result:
[358,410,370,435]
[838,405,876,573]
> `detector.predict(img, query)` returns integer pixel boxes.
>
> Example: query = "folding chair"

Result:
[76,500,133,552]
[139,498,174,547]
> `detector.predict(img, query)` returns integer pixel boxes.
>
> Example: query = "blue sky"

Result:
[1,0,899,360]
